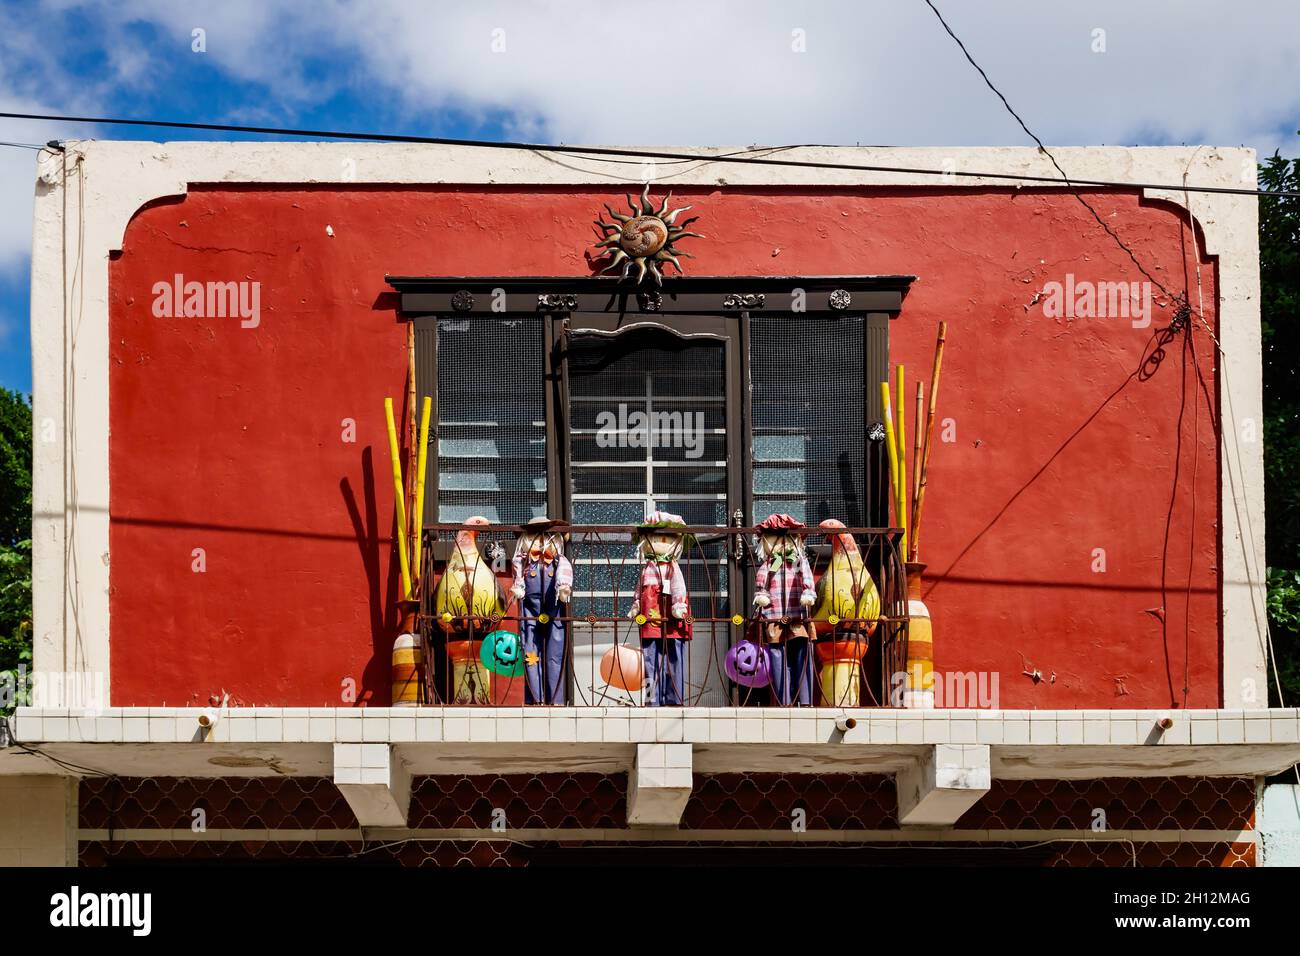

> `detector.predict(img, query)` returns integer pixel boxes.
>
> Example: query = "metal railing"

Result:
[415,523,909,708]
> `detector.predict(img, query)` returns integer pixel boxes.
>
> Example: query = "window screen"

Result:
[566,329,728,529]
[750,315,867,526]
[435,317,546,523]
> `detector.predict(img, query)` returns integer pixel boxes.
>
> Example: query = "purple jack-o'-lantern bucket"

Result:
[726,639,771,688]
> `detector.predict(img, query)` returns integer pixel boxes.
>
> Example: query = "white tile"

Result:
[335,716,363,742]
[1001,719,1030,745]
[1271,715,1299,743]
[470,717,497,742]
[334,766,361,785]
[334,743,362,768]
[1056,720,1083,745]
[415,717,443,742]
[664,767,693,788]
[255,716,283,742]
[975,720,1003,744]
[443,716,470,740]
[388,717,416,742]
[1029,718,1056,745]
[1110,719,1139,745]
[549,716,576,742]
[628,716,655,740]
[44,716,72,740]
[282,707,309,718]
[710,718,737,743]
[684,717,709,740]
[737,718,763,742]
[523,717,549,742]
[1082,720,1109,744]
[949,719,977,741]
[308,717,335,742]
[227,717,256,742]
[896,718,924,744]
[95,715,122,740]
[763,717,791,743]
[497,716,524,740]
[1190,719,1218,744]
[361,716,390,741]
[665,744,692,768]
[790,719,818,743]
[576,718,603,742]
[1243,715,1271,744]
[922,718,951,744]
[655,714,684,742]
[1217,714,1246,745]
[1159,718,1190,745]
[361,743,390,769]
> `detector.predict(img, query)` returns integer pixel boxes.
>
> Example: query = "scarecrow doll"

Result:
[753,513,818,705]
[628,511,693,706]
[509,517,573,705]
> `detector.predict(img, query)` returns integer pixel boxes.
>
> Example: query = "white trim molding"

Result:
[28,142,1265,707]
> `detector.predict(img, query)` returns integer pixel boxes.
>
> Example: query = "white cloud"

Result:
[1,0,1298,275]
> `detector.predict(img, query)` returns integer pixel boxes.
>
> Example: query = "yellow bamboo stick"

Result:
[913,321,948,562]
[384,397,413,600]
[895,365,908,558]
[879,382,903,552]
[412,396,433,584]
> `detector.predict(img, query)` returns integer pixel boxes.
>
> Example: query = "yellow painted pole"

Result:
[879,382,903,548]
[412,396,433,584]
[384,397,413,600]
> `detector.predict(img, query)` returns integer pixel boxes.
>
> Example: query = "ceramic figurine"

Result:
[753,514,817,705]
[509,517,573,705]
[811,518,882,706]
[628,511,693,706]
[433,515,505,704]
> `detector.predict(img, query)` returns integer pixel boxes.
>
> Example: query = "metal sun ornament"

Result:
[593,185,702,285]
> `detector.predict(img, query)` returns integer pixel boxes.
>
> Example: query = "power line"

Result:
[922,0,1188,305]
[2,109,1296,199]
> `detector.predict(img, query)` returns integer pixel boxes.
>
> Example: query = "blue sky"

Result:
[2,0,1298,395]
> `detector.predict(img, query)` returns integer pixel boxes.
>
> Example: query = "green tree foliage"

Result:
[1261,152,1300,705]
[0,388,32,712]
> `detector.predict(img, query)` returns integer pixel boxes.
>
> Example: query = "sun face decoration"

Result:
[592,185,702,285]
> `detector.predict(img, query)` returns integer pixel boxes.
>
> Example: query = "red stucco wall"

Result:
[108,185,1220,708]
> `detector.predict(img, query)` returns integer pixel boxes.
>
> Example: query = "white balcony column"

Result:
[333,743,412,828]
[896,744,991,827]
[627,743,693,827]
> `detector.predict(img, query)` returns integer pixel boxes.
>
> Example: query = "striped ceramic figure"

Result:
[903,564,934,708]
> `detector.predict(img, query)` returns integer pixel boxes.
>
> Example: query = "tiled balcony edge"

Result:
[10,707,1300,748]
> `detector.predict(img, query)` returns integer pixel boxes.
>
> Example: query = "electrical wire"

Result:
[2,109,1296,199]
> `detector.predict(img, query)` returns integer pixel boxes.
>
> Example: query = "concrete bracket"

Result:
[333,743,412,828]
[627,743,693,827]
[896,744,991,827]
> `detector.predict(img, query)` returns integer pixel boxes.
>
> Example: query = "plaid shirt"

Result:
[754,547,815,620]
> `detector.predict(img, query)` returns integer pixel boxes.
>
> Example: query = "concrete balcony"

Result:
[5,706,1300,830]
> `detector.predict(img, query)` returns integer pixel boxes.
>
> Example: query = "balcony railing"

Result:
[414,524,909,708]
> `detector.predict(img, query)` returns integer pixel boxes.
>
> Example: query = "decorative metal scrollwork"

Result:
[637,291,663,312]
[537,293,578,311]
[723,293,765,310]
[828,289,852,311]
[450,290,475,312]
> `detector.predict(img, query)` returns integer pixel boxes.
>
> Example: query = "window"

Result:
[566,328,728,528]
[750,314,868,527]
[434,317,547,523]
